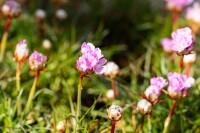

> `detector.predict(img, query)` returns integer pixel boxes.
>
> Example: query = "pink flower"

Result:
[14,39,29,62]
[168,72,195,100]
[171,27,194,55]
[28,51,47,71]
[166,0,193,10]
[76,42,107,74]
[186,2,200,23]
[161,38,173,53]
[144,77,168,102]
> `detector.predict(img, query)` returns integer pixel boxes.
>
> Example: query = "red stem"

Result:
[179,56,184,70]
[35,70,40,79]
[111,78,117,98]
[5,18,12,32]
[169,100,177,118]
[185,63,191,77]
[172,11,179,28]
[111,121,116,133]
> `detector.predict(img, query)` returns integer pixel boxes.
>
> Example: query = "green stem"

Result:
[0,18,11,63]
[147,114,152,133]
[25,71,40,114]
[16,62,21,115]
[75,76,83,131]
[163,100,177,133]
[134,115,145,133]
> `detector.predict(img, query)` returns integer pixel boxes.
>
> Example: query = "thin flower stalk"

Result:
[16,62,21,114]
[179,55,184,73]
[111,78,117,98]
[163,100,177,133]
[111,121,116,133]
[0,18,11,62]
[25,71,40,113]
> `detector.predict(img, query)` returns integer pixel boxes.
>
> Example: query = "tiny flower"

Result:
[183,51,196,64]
[165,0,193,11]
[56,120,66,133]
[76,42,107,75]
[186,2,200,24]
[144,77,168,102]
[137,99,152,115]
[161,38,173,54]
[35,9,46,21]
[0,0,22,18]
[106,89,114,99]
[42,39,52,50]
[171,27,194,55]
[14,39,29,62]
[28,51,47,71]
[107,105,124,122]
[55,9,68,20]
[104,61,120,79]
[168,72,195,100]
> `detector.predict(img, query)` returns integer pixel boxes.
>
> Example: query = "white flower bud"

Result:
[106,89,114,99]
[42,39,52,50]
[107,105,123,121]
[104,61,120,79]
[14,39,29,62]
[137,99,152,115]
[56,9,67,20]
[56,120,66,133]
[183,52,196,64]
[35,9,46,20]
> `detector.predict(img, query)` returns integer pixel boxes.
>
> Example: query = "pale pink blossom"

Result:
[14,39,29,62]
[144,77,168,102]
[168,72,195,100]
[137,99,152,115]
[1,0,21,18]
[166,0,193,10]
[76,42,107,74]
[28,51,47,71]
[161,38,173,53]
[186,2,200,23]
[171,27,194,55]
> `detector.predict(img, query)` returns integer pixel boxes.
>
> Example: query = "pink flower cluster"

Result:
[186,2,200,23]
[14,39,29,62]
[171,27,194,54]
[168,72,194,93]
[76,42,107,74]
[144,77,168,102]
[166,0,193,9]
[161,27,194,55]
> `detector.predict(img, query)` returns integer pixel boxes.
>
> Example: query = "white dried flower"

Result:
[107,105,123,121]
[35,9,46,20]
[14,39,29,62]
[106,89,114,99]
[42,39,52,50]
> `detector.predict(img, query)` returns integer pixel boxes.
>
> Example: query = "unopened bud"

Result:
[137,99,152,115]
[183,52,196,64]
[35,9,46,21]
[56,120,66,133]
[42,39,52,50]
[56,9,67,20]
[104,61,120,79]
[107,105,123,121]
[106,89,114,99]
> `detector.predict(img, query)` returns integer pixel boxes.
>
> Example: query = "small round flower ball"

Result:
[35,9,46,21]
[104,61,120,79]
[107,105,124,122]
[55,9,68,20]
[14,39,29,62]
[56,120,66,133]
[1,0,22,18]
[28,51,47,71]
[183,52,196,64]
[137,99,152,115]
[42,39,52,50]
[106,89,114,99]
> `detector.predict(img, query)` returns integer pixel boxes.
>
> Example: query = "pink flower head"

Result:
[166,0,193,11]
[14,39,29,62]
[1,0,22,18]
[28,51,47,71]
[168,72,195,100]
[171,27,194,55]
[144,77,168,102]
[186,2,200,24]
[76,42,107,75]
[161,38,173,53]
